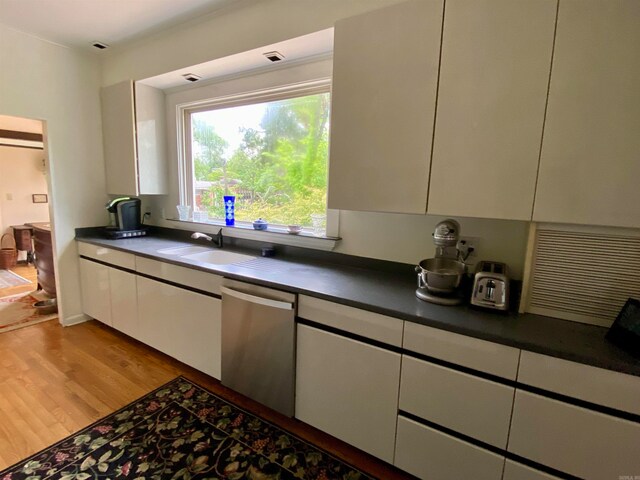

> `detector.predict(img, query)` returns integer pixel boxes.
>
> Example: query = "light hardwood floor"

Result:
[0,263,38,298]
[0,320,413,479]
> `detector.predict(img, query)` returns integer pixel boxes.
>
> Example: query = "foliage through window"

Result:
[188,90,330,228]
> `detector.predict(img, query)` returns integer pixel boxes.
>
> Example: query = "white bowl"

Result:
[287,225,302,234]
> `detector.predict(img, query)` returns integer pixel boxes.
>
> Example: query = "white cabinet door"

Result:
[399,355,514,448]
[137,276,221,379]
[395,415,504,480]
[327,0,443,214]
[517,350,640,416]
[295,324,401,463]
[403,321,520,380]
[79,258,112,325]
[503,460,562,480]
[175,291,221,380]
[135,82,168,195]
[533,0,640,227]
[101,81,167,196]
[508,390,640,479]
[101,80,138,196]
[427,0,556,220]
[109,268,138,338]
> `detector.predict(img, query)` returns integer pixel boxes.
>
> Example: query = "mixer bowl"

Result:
[417,258,466,294]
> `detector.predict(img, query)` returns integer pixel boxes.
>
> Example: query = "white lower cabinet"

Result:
[399,355,514,448]
[79,258,112,325]
[79,258,139,335]
[394,415,505,480]
[109,268,138,338]
[295,324,401,463]
[137,276,221,379]
[502,460,561,480]
[508,390,640,479]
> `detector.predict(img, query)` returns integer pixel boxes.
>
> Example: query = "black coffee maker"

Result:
[105,197,147,239]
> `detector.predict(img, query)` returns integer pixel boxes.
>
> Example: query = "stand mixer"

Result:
[415,219,470,306]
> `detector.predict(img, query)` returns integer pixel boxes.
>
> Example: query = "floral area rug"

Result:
[0,291,57,334]
[0,377,374,480]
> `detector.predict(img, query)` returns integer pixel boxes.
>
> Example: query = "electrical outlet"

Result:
[458,236,481,259]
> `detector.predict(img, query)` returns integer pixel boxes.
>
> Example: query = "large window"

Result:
[184,85,330,230]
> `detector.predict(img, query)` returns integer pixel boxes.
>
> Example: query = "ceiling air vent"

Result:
[182,73,201,83]
[263,51,285,63]
[92,42,109,50]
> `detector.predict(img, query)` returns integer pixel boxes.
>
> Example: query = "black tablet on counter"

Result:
[606,298,640,356]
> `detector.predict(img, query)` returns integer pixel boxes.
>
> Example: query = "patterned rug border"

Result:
[1,375,376,479]
[0,377,183,476]
[179,377,375,479]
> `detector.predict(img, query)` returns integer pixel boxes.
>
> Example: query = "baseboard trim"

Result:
[62,313,91,326]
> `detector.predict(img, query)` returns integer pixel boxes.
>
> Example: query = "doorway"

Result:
[0,114,58,331]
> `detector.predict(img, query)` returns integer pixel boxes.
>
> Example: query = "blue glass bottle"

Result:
[223,195,235,226]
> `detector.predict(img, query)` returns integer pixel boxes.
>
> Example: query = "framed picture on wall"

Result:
[32,194,48,203]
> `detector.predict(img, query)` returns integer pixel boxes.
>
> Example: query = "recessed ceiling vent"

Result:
[92,42,109,50]
[182,73,201,82]
[263,51,285,62]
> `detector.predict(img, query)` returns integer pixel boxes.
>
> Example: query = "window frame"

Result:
[177,78,332,233]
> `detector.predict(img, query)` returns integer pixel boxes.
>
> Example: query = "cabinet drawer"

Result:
[508,390,640,479]
[518,350,640,416]
[135,256,222,295]
[395,415,504,480]
[399,355,514,448]
[77,242,135,270]
[503,460,561,480]
[298,295,403,346]
[295,324,401,463]
[403,321,519,379]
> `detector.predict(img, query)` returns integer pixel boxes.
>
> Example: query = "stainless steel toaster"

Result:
[471,261,510,311]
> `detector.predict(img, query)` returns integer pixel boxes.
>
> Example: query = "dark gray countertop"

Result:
[75,231,640,378]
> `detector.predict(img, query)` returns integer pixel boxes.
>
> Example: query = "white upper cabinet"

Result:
[533,0,640,227]
[427,0,557,220]
[327,0,444,214]
[101,80,168,196]
[101,81,137,196]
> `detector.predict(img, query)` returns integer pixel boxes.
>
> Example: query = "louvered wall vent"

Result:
[526,227,640,327]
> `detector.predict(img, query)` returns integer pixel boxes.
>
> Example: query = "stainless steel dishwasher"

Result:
[220,278,296,417]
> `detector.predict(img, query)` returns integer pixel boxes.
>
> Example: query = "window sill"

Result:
[166,218,340,251]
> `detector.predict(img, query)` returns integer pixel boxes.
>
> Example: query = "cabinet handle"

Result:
[220,286,294,311]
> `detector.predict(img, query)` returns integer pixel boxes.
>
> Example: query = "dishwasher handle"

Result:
[220,286,294,311]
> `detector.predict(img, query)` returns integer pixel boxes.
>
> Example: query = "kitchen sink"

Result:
[157,246,210,255]
[181,250,256,265]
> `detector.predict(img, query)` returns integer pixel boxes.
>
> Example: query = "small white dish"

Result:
[287,225,302,234]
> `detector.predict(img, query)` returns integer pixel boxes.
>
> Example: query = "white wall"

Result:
[101,0,404,85]
[337,211,529,279]
[0,146,50,235]
[0,24,106,324]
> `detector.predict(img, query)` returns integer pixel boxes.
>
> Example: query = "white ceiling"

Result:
[0,0,239,50]
[140,28,334,90]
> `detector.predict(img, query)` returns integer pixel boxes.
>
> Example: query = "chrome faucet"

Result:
[191,229,223,248]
